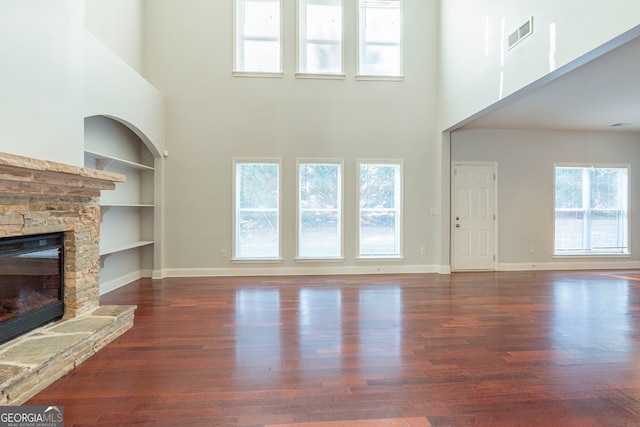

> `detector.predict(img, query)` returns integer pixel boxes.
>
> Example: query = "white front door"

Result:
[452,163,496,271]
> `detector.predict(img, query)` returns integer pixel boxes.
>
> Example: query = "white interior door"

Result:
[452,163,496,271]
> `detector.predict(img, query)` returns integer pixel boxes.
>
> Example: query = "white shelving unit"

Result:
[84,116,157,293]
[85,149,155,171]
[100,241,155,256]
[101,203,154,207]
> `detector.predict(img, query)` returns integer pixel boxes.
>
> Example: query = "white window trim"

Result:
[232,157,283,261]
[356,255,405,262]
[355,75,404,82]
[295,158,345,261]
[233,0,284,76]
[232,71,285,78]
[552,162,630,257]
[296,0,345,78]
[356,0,404,80]
[356,159,404,260]
[295,73,346,80]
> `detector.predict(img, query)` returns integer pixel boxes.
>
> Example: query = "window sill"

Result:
[356,256,405,262]
[232,71,284,78]
[231,258,284,263]
[295,73,346,80]
[355,75,404,82]
[552,253,630,259]
[295,257,345,263]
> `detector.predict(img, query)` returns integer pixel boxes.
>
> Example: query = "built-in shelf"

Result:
[100,241,154,257]
[85,150,154,171]
[101,203,154,208]
[85,116,158,293]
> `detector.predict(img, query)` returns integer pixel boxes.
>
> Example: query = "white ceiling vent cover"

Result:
[508,17,533,50]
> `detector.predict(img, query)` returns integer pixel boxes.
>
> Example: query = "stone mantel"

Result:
[0,151,135,406]
[0,151,125,196]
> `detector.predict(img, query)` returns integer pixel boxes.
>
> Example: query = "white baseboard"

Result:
[438,265,452,274]
[100,269,152,295]
[103,261,639,290]
[101,261,640,290]
[161,264,442,278]
[151,269,165,280]
[497,260,640,271]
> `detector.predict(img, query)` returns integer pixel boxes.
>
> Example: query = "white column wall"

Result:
[0,1,84,166]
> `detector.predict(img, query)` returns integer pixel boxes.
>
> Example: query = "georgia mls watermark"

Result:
[0,406,63,427]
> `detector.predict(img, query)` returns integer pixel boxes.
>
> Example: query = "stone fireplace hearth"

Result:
[0,152,136,405]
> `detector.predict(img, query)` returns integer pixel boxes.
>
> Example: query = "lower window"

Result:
[358,161,402,258]
[234,159,281,259]
[298,161,342,258]
[554,165,629,255]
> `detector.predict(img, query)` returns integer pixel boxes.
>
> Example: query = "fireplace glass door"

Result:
[0,233,64,343]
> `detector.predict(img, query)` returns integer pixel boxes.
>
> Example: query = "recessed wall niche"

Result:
[84,116,155,294]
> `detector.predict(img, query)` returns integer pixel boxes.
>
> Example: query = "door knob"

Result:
[456,224,461,228]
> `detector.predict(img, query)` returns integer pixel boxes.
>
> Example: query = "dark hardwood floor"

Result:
[27,271,640,426]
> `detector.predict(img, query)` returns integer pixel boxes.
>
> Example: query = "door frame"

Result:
[451,161,499,272]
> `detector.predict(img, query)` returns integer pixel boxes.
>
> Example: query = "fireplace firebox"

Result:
[0,232,64,344]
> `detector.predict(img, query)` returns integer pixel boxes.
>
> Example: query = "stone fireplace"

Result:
[0,152,136,405]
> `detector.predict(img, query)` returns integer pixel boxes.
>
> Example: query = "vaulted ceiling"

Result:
[459,32,640,133]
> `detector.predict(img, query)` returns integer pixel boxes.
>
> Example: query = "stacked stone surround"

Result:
[0,152,137,405]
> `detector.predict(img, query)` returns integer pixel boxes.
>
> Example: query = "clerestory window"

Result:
[357,0,403,79]
[297,0,344,76]
[234,0,283,74]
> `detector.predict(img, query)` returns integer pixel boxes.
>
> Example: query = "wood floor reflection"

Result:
[27,271,640,426]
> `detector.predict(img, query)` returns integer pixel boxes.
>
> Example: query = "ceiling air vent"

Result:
[508,17,533,50]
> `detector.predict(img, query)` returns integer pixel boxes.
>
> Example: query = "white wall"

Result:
[440,0,640,130]
[85,32,165,157]
[85,0,144,74]
[0,0,84,166]
[144,0,441,276]
[451,128,640,270]
[84,1,163,155]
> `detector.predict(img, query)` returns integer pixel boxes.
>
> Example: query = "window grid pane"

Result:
[299,211,340,257]
[298,162,342,258]
[554,210,585,251]
[237,211,279,258]
[236,161,280,259]
[360,211,398,255]
[591,210,623,250]
[554,166,628,254]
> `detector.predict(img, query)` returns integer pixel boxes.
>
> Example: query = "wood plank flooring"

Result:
[265,417,431,427]
[27,271,640,426]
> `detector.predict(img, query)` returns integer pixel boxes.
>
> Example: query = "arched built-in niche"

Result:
[84,115,156,294]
